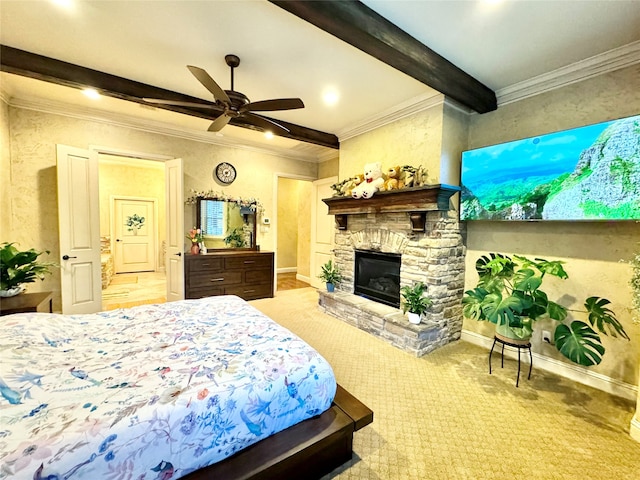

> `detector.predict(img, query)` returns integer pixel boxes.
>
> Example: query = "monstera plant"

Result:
[462,253,629,367]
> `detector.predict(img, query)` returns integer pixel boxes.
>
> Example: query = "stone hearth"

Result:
[318,197,465,356]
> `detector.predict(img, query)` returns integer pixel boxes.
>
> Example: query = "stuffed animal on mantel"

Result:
[351,162,385,199]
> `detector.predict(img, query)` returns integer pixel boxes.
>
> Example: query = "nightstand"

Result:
[0,291,53,316]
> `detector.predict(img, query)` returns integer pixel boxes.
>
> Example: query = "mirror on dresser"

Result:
[196,197,258,250]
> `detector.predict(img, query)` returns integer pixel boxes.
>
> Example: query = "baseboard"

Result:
[296,273,311,284]
[277,267,298,274]
[631,416,640,443]
[461,330,638,402]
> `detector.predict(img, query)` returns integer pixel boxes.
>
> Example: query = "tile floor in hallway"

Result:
[102,271,167,310]
[102,271,310,310]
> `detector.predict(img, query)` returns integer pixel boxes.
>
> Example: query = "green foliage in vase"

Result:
[400,282,432,315]
[0,242,57,291]
[318,260,342,285]
[462,253,629,367]
[223,228,246,248]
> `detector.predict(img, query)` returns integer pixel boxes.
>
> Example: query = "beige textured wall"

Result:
[340,103,444,181]
[277,177,299,269]
[98,158,166,267]
[318,156,339,179]
[5,107,317,309]
[0,100,10,240]
[297,181,312,278]
[465,64,640,385]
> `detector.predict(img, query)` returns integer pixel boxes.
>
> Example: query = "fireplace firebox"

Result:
[354,250,401,308]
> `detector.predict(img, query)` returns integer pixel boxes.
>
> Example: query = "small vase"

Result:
[326,282,335,293]
[0,285,25,297]
[190,243,200,255]
[407,312,421,324]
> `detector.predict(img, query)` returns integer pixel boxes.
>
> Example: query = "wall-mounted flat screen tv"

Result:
[460,114,640,221]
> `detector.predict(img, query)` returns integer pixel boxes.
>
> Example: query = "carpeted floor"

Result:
[250,287,639,480]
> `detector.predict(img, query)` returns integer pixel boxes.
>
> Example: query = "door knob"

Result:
[62,255,78,260]
[174,252,182,257]
[116,239,121,242]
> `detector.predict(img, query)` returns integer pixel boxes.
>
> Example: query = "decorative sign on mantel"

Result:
[322,184,461,232]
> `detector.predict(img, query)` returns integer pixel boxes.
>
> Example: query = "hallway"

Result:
[102,271,166,310]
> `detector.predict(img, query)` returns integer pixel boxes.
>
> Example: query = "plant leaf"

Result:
[513,268,542,292]
[481,292,523,326]
[584,296,630,340]
[555,321,605,366]
[462,288,488,321]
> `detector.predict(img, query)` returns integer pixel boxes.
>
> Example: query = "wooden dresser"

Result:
[184,251,274,301]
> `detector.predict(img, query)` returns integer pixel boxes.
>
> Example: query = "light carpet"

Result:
[250,287,639,480]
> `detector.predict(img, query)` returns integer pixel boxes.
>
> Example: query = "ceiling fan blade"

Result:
[187,65,231,104]
[143,98,219,109]
[242,112,290,134]
[239,98,304,114]
[208,114,231,132]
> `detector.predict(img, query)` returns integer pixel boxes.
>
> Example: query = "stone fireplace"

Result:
[318,186,466,356]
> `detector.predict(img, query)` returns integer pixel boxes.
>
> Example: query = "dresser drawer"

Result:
[188,257,224,272]
[186,286,224,299]
[225,255,272,270]
[225,283,273,300]
[189,271,242,288]
[245,268,273,284]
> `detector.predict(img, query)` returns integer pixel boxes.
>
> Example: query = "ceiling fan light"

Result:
[264,131,274,139]
[322,89,340,107]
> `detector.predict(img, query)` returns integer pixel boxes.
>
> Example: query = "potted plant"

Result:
[400,282,433,324]
[0,242,56,297]
[318,260,342,292]
[223,228,247,248]
[462,253,629,366]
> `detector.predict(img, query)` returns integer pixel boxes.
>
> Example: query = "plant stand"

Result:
[489,334,532,387]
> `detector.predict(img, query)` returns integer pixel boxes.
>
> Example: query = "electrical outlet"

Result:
[542,329,553,344]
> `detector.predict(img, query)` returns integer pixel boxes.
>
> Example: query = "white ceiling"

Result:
[1,0,639,161]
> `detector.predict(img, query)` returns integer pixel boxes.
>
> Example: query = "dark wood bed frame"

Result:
[184,385,373,480]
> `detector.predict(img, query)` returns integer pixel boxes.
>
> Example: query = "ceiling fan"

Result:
[144,54,304,134]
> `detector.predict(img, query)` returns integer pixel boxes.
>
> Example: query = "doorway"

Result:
[275,175,314,291]
[98,155,167,309]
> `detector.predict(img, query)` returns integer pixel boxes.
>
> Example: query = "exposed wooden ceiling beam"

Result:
[270,0,497,114]
[0,45,339,149]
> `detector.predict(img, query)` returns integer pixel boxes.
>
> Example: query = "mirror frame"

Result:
[196,197,258,251]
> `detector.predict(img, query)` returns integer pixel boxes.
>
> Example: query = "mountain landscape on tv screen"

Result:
[460,115,640,221]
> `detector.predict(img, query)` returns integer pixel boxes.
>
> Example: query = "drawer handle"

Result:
[244,260,255,264]
[210,278,224,282]
[201,263,210,267]
[244,289,256,293]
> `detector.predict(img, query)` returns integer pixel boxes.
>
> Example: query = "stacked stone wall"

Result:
[324,210,466,356]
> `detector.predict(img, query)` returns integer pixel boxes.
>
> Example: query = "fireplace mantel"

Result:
[322,184,461,232]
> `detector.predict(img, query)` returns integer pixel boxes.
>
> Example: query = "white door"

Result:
[56,145,102,314]
[310,177,337,289]
[113,198,155,273]
[165,158,184,301]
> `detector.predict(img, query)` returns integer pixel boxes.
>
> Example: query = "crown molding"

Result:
[337,91,446,142]
[5,95,325,163]
[496,41,640,107]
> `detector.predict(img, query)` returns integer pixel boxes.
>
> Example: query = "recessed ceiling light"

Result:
[82,88,100,100]
[322,88,340,107]
[51,0,75,10]
[264,131,274,139]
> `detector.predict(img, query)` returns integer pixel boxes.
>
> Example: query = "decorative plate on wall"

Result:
[214,162,237,185]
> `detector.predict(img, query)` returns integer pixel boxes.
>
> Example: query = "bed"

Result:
[0,295,372,479]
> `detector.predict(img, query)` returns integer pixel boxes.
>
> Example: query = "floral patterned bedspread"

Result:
[0,295,336,479]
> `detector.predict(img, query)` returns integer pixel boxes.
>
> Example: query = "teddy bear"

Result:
[351,162,385,199]
[381,165,403,191]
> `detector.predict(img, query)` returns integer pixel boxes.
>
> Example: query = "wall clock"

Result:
[214,162,237,184]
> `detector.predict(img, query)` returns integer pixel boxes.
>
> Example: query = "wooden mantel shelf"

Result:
[322,184,461,232]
